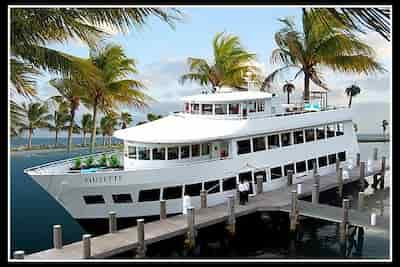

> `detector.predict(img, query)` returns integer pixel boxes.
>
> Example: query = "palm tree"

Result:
[353,123,358,133]
[382,120,389,136]
[81,113,93,147]
[10,8,182,98]
[260,11,385,102]
[120,112,133,129]
[48,100,70,147]
[180,32,261,92]
[345,85,361,108]
[283,82,295,104]
[18,102,52,149]
[79,44,149,153]
[100,114,118,147]
[147,113,163,122]
[10,100,26,137]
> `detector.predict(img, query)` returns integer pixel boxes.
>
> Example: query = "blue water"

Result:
[10,141,390,258]
[10,136,119,148]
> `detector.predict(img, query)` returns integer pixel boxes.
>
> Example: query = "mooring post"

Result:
[53,224,63,249]
[337,167,343,199]
[82,234,91,259]
[13,251,24,259]
[340,199,350,245]
[290,190,298,233]
[336,160,340,174]
[160,200,167,220]
[312,183,319,204]
[256,175,263,194]
[287,170,294,186]
[136,218,146,258]
[226,195,236,237]
[358,191,365,211]
[200,190,207,209]
[313,165,319,186]
[360,162,366,190]
[373,148,378,161]
[184,206,196,250]
[108,211,117,233]
[380,156,386,190]
[356,153,361,167]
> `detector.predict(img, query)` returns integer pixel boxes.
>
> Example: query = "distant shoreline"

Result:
[10,144,123,155]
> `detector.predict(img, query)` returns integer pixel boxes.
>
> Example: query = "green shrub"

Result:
[109,154,120,168]
[84,156,95,168]
[73,157,82,169]
[99,154,108,167]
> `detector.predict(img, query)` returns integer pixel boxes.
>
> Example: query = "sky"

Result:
[11,6,392,137]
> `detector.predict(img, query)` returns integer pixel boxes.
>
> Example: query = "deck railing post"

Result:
[373,148,378,161]
[340,199,350,244]
[136,219,146,258]
[290,190,298,233]
[380,156,386,190]
[82,234,91,259]
[356,153,361,167]
[13,251,24,259]
[256,175,263,194]
[53,225,63,249]
[200,190,207,209]
[226,195,236,237]
[337,167,343,199]
[160,200,167,220]
[287,170,293,186]
[360,162,366,190]
[184,207,196,250]
[312,183,319,204]
[358,191,365,211]
[109,211,117,233]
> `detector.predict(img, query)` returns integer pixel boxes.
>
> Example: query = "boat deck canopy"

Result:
[181,91,272,103]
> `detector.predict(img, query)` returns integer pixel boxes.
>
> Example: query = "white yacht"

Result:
[24,86,359,229]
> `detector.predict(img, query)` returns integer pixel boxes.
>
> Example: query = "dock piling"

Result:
[160,200,167,220]
[200,190,207,209]
[373,148,378,160]
[336,160,340,174]
[184,207,196,250]
[312,183,319,204]
[82,234,91,259]
[53,225,63,249]
[290,190,298,233]
[358,192,365,211]
[13,251,24,259]
[360,162,366,190]
[356,153,361,167]
[287,170,294,186]
[108,212,117,233]
[337,167,343,199]
[226,195,236,236]
[380,156,386,189]
[313,165,319,186]
[256,175,263,194]
[339,199,350,244]
[136,219,146,258]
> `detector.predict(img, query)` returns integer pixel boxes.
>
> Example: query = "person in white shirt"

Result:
[243,180,250,203]
[238,181,246,205]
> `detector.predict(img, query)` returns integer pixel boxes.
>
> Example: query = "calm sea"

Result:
[10,140,391,259]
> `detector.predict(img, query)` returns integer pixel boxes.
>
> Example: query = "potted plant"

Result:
[72,157,82,170]
[84,156,95,169]
[98,154,108,168]
[109,154,120,169]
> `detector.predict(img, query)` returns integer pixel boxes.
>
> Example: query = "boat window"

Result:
[284,163,295,176]
[202,104,213,115]
[191,103,199,114]
[305,129,315,142]
[205,180,220,194]
[138,188,160,202]
[220,142,230,158]
[338,151,346,161]
[249,101,257,113]
[307,158,317,170]
[180,145,190,159]
[152,147,165,160]
[112,194,133,203]
[223,177,237,191]
[229,103,240,115]
[270,166,283,180]
[215,104,228,115]
[294,130,304,144]
[318,155,328,167]
[83,195,105,205]
[253,136,266,152]
[328,153,337,165]
[191,144,200,157]
[268,134,280,149]
[316,126,326,139]
[257,100,265,112]
[163,186,183,200]
[327,124,336,138]
[281,132,292,147]
[138,147,150,160]
[128,146,137,159]
[254,170,267,183]
[296,161,307,173]
[237,139,251,154]
[336,122,344,136]
[167,147,179,160]
[201,143,210,156]
[184,183,202,196]
[184,102,190,113]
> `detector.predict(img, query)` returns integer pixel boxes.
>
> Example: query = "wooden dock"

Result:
[20,158,390,260]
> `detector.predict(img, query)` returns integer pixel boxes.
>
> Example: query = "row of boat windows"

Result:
[126,143,212,160]
[184,100,265,115]
[237,122,345,155]
[82,151,346,205]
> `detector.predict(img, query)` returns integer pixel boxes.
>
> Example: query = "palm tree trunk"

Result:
[67,110,75,153]
[109,135,112,147]
[89,98,98,153]
[348,95,353,108]
[287,92,290,104]
[304,72,310,103]
[55,129,59,147]
[103,135,106,146]
[83,132,86,146]
[28,128,32,149]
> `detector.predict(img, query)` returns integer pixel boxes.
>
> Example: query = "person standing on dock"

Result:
[238,180,246,205]
[244,179,250,203]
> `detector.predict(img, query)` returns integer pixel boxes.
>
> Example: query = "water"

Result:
[10,136,119,148]
[10,141,390,259]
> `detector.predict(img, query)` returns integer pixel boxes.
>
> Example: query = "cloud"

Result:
[359,31,392,61]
